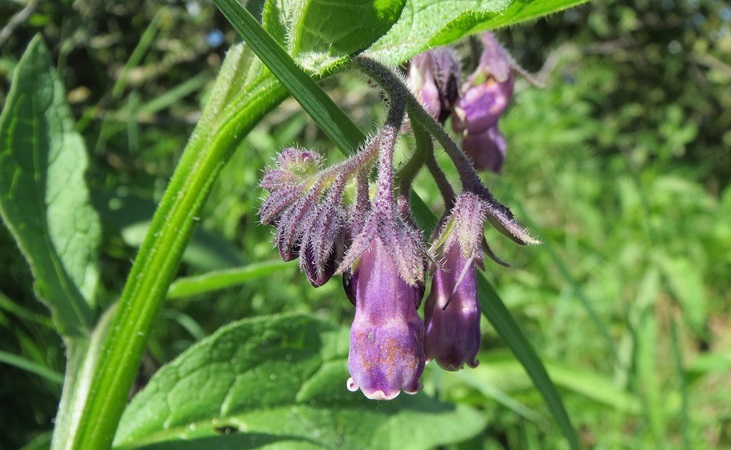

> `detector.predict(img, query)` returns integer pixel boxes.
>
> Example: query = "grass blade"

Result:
[167,260,293,299]
[0,350,63,384]
[478,274,580,450]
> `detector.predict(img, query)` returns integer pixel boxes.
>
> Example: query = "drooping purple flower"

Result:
[461,125,507,173]
[424,193,488,371]
[451,78,513,135]
[424,242,481,371]
[339,119,429,399]
[451,33,516,173]
[347,237,425,400]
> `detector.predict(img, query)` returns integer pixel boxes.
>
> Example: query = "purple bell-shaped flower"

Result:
[424,193,488,370]
[346,237,425,400]
[424,241,481,370]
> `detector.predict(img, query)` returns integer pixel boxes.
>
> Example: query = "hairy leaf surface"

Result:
[115,314,485,449]
[365,0,590,65]
[264,0,406,73]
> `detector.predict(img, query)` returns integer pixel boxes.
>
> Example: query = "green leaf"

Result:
[659,256,707,335]
[216,0,364,153]
[365,0,591,66]
[115,314,485,449]
[469,351,641,414]
[0,35,100,337]
[0,349,64,385]
[266,0,406,73]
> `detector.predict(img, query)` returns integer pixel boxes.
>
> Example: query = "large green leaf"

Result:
[0,36,100,337]
[264,0,406,73]
[65,41,290,449]
[115,314,485,449]
[365,0,591,65]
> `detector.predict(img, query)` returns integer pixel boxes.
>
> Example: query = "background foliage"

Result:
[1,0,729,449]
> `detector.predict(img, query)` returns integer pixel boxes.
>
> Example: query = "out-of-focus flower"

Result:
[461,125,507,173]
[451,78,513,135]
[408,48,461,123]
[451,33,516,173]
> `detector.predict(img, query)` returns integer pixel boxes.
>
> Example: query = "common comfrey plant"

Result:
[260,34,539,400]
[0,0,592,445]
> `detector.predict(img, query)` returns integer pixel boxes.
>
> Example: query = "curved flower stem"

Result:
[353,56,482,194]
[414,121,456,211]
[426,153,456,211]
[353,56,539,246]
[374,90,407,216]
[396,146,426,198]
[397,124,429,198]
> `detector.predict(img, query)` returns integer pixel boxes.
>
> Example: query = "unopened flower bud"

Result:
[277,148,322,176]
[300,203,346,287]
[477,32,515,84]
[409,48,461,123]
[409,53,442,120]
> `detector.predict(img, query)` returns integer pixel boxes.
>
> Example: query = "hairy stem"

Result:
[354,56,538,245]
[374,91,407,216]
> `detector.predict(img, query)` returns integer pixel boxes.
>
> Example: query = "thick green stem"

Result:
[65,68,287,449]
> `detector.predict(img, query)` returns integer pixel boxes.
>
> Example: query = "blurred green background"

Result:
[1,0,729,449]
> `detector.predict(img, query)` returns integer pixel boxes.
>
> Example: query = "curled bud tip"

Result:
[277,148,322,176]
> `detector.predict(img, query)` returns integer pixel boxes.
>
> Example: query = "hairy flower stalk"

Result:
[340,95,429,399]
[259,37,541,401]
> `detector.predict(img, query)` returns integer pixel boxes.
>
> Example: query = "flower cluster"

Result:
[259,36,538,400]
[409,33,525,173]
